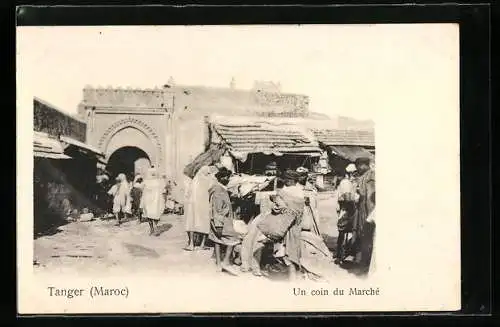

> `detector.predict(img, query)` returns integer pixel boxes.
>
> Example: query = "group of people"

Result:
[335,157,376,275]
[183,162,341,280]
[94,156,376,280]
[102,168,168,235]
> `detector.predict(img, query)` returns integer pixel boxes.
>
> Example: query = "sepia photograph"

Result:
[17,24,460,314]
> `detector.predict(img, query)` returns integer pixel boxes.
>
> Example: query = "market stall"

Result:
[34,131,106,235]
[308,126,375,190]
[184,114,324,222]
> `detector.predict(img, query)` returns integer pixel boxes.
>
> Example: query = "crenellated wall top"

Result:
[81,86,175,109]
[254,91,309,112]
[80,84,310,113]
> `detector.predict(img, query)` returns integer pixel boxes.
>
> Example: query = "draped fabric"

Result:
[301,190,321,234]
[130,174,144,214]
[130,187,143,214]
[299,191,335,279]
[337,177,357,199]
[299,231,335,280]
[141,170,165,221]
[184,166,215,234]
[336,176,359,233]
[352,169,376,266]
[207,183,240,246]
[367,208,377,275]
[108,174,131,214]
[353,169,376,237]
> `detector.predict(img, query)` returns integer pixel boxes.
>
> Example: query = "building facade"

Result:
[78,81,311,182]
[78,86,175,179]
[34,98,103,234]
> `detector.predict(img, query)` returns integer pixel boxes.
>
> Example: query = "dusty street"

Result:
[34,214,224,278]
[34,193,349,280]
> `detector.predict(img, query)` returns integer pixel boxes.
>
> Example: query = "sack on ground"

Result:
[165,199,175,210]
[79,212,94,222]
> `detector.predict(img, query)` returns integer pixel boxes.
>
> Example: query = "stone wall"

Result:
[81,86,173,111]
[169,84,310,183]
[34,98,86,142]
[80,83,311,187]
[170,85,309,117]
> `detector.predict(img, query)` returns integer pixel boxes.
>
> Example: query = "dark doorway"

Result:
[106,146,151,182]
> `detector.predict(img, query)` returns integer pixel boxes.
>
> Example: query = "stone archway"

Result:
[98,117,164,170]
[106,146,151,181]
[104,126,156,165]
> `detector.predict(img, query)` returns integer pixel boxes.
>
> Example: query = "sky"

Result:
[17,24,458,120]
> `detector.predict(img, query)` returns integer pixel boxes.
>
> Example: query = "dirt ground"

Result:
[34,192,348,280]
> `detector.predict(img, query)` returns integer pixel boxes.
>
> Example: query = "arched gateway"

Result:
[98,117,163,170]
[79,86,175,181]
[78,82,311,183]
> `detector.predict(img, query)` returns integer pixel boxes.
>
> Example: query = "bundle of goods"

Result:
[226,173,276,198]
[225,173,277,226]
[164,196,184,215]
[164,181,184,215]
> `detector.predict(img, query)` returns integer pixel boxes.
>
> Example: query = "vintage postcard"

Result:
[17,24,460,314]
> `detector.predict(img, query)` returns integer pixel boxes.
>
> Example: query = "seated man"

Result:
[208,167,241,275]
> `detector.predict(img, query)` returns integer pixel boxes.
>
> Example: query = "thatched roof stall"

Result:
[203,114,323,174]
[34,131,72,159]
[33,131,107,234]
[210,115,321,155]
[183,114,324,222]
[310,126,375,173]
[311,127,374,154]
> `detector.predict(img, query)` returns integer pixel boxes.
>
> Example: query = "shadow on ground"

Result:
[322,234,338,256]
[100,215,138,224]
[154,223,173,236]
[123,242,160,258]
[98,214,117,221]
[34,222,68,239]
